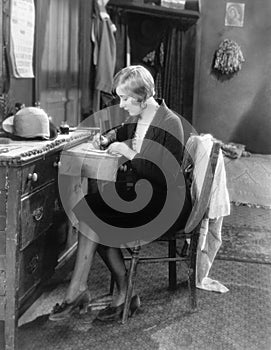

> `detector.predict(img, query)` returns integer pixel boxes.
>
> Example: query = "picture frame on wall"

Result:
[225,2,245,27]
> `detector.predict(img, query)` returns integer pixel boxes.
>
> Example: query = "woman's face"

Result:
[116,85,143,116]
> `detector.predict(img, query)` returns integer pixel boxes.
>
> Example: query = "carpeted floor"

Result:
[16,203,271,350]
[17,243,271,350]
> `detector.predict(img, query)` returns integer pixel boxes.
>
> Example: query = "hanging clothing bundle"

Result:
[127,15,196,118]
[127,13,167,92]
[213,38,245,75]
[91,0,117,113]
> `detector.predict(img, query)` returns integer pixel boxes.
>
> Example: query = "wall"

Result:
[0,0,34,113]
[9,79,34,108]
[1,0,90,126]
[193,0,271,154]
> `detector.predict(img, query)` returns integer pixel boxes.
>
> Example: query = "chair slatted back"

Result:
[185,141,221,233]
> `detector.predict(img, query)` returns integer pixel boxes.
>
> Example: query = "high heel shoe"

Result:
[129,294,140,317]
[96,295,140,322]
[49,289,91,321]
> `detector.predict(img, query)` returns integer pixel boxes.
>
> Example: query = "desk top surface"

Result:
[0,130,91,164]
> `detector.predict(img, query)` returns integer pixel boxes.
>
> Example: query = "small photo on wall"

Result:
[225,2,245,27]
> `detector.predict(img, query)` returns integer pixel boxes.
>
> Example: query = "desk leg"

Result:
[0,320,5,349]
[5,302,17,350]
[5,169,20,350]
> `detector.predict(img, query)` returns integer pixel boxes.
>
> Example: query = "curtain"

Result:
[162,24,196,122]
[162,26,185,116]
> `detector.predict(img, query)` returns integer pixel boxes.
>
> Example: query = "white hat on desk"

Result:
[2,107,58,140]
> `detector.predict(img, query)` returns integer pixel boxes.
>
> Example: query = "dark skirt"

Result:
[73,179,191,247]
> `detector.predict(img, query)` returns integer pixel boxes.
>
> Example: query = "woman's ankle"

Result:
[65,286,88,303]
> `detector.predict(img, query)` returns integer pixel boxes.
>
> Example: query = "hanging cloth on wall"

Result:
[0,0,11,95]
[127,13,167,97]
[108,9,127,74]
[162,24,196,121]
[162,26,184,114]
[91,0,117,113]
[128,15,196,120]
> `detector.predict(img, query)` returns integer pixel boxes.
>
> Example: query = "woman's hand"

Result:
[92,133,109,149]
[107,142,137,160]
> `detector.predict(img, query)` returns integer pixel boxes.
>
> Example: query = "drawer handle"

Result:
[32,206,44,221]
[26,254,39,274]
[53,161,61,168]
[27,172,38,182]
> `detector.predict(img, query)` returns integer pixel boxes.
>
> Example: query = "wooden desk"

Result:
[0,130,92,350]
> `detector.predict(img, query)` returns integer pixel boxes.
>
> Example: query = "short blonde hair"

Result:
[112,65,155,102]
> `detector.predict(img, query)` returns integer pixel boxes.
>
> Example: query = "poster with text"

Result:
[10,0,35,78]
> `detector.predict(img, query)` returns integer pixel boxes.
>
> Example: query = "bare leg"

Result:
[98,246,127,307]
[65,221,99,303]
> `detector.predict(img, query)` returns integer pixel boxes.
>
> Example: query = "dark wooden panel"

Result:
[0,192,6,215]
[0,320,4,349]
[0,216,5,231]
[0,233,5,255]
[20,183,56,250]
[0,167,7,189]
[18,234,46,306]
[0,256,5,271]
[0,191,6,236]
[18,230,59,308]
[0,271,5,296]
[21,152,59,195]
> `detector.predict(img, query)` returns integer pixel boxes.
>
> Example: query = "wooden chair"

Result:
[119,141,221,324]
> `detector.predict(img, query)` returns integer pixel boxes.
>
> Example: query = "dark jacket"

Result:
[106,99,184,191]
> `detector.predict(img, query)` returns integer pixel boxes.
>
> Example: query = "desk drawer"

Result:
[18,232,58,308]
[22,153,60,194]
[20,183,56,250]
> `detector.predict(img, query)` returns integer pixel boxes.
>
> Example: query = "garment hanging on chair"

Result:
[183,134,231,293]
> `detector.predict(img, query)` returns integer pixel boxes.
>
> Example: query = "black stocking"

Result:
[98,245,127,294]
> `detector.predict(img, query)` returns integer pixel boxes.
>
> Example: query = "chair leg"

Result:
[180,239,189,257]
[187,232,198,311]
[109,274,115,295]
[187,266,197,311]
[168,240,177,290]
[122,245,141,324]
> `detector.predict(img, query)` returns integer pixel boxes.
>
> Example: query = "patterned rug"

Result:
[217,203,271,264]
[225,153,271,208]
[218,224,271,264]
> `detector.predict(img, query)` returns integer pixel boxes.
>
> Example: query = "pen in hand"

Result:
[99,133,105,150]
[92,132,108,150]
[99,119,103,149]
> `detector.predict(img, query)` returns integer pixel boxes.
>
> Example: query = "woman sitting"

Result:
[49,65,191,322]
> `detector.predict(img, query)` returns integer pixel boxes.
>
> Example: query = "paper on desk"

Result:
[81,147,108,154]
[60,142,121,181]
[73,143,121,157]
